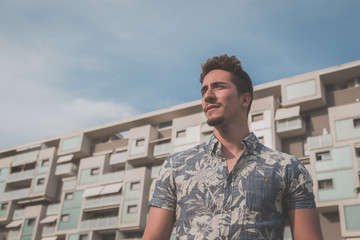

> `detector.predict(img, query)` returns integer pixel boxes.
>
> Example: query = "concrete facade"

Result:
[0,60,360,240]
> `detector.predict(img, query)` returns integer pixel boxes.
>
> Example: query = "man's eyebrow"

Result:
[201,86,208,93]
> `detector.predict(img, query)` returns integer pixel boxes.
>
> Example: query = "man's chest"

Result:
[174,159,286,214]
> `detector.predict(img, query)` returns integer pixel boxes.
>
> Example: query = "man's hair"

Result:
[200,54,253,115]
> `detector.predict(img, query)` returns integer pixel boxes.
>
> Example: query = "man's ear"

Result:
[241,93,251,106]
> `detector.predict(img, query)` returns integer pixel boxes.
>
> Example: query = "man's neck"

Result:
[213,123,250,159]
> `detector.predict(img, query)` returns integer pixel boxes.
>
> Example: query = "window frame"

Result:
[318,179,334,190]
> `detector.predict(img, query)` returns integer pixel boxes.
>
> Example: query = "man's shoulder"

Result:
[167,141,208,166]
[255,143,299,166]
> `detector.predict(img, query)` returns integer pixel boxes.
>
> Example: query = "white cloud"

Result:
[0,38,137,149]
[0,92,136,149]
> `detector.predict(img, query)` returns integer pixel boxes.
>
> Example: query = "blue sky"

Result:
[0,0,359,150]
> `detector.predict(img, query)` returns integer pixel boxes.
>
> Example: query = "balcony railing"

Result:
[110,151,127,165]
[100,171,124,185]
[275,117,305,138]
[12,150,39,165]
[276,117,302,132]
[307,134,332,150]
[55,162,78,176]
[7,169,34,183]
[62,179,76,191]
[83,194,121,209]
[46,204,60,215]
[13,209,25,219]
[153,142,171,156]
[80,216,118,230]
[42,225,56,236]
[1,188,30,201]
[151,165,162,178]
[8,230,21,240]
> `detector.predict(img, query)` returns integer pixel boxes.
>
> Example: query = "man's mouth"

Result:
[205,104,220,112]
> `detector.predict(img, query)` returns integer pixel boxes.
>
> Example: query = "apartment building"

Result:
[0,60,359,240]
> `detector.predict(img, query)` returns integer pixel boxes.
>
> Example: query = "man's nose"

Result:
[203,89,216,102]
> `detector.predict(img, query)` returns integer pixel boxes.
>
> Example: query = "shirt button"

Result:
[221,236,226,240]
[224,205,229,211]
[221,157,226,162]
[227,179,232,184]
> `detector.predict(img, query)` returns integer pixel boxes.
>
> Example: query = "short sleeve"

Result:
[149,156,177,211]
[285,157,316,211]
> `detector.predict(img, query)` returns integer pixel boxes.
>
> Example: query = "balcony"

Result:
[83,193,121,209]
[13,209,25,219]
[41,224,56,236]
[46,204,60,215]
[276,117,305,138]
[7,169,34,183]
[55,162,78,176]
[275,106,306,138]
[110,151,127,165]
[307,134,332,150]
[281,77,325,110]
[151,165,162,178]
[100,171,124,185]
[11,150,39,166]
[62,179,76,191]
[8,229,21,240]
[80,216,118,230]
[153,141,171,157]
[1,188,30,201]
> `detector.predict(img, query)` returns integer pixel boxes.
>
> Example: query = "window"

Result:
[79,234,89,240]
[356,147,360,157]
[176,130,186,138]
[305,116,311,131]
[1,203,8,210]
[316,151,331,161]
[159,121,172,129]
[318,179,333,189]
[60,214,70,222]
[11,166,22,173]
[303,139,309,156]
[90,168,100,176]
[24,162,36,170]
[41,159,49,167]
[37,178,45,185]
[354,118,360,128]
[135,139,145,147]
[65,192,74,200]
[251,113,264,122]
[127,205,138,214]
[130,181,140,190]
[27,218,36,226]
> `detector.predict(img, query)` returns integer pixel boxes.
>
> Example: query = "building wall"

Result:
[0,60,359,240]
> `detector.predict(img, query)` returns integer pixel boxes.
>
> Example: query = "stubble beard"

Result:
[207,116,225,127]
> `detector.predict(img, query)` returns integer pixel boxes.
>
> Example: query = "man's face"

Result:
[201,69,248,127]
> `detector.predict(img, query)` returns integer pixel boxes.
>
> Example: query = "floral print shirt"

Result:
[150,132,316,240]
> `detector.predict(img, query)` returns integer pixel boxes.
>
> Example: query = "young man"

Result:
[143,55,323,240]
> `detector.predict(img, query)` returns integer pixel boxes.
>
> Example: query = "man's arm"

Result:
[288,208,323,240]
[142,206,175,240]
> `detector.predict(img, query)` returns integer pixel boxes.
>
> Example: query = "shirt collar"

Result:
[206,132,260,156]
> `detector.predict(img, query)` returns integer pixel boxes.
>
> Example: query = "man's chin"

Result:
[207,117,224,127]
